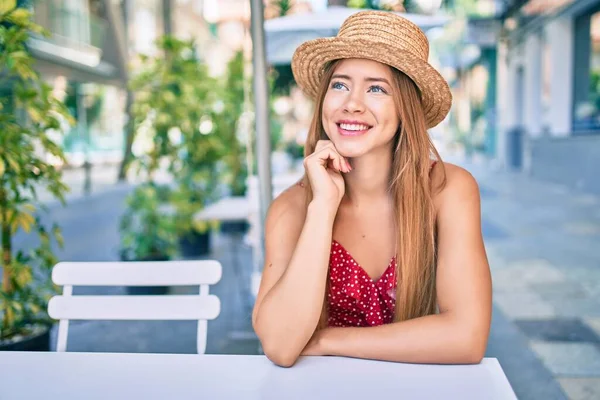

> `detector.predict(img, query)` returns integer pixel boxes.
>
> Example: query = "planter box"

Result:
[179,230,211,258]
[0,326,51,352]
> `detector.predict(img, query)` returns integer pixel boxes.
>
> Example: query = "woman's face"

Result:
[321,58,399,158]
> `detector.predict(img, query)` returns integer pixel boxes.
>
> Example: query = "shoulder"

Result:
[431,162,480,212]
[265,179,307,233]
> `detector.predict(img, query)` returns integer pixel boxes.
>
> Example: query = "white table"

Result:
[0,352,516,400]
[194,196,250,222]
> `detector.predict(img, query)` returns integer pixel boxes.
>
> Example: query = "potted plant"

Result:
[128,36,222,257]
[118,182,178,294]
[211,51,250,234]
[0,2,73,351]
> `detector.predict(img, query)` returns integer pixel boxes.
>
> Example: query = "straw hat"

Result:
[291,10,452,129]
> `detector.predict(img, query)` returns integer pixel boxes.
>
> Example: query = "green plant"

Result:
[129,36,217,177]
[0,2,73,341]
[270,0,295,16]
[284,140,305,161]
[213,50,248,197]
[119,183,178,261]
[125,35,224,244]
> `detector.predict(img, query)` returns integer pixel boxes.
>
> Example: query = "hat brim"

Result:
[292,37,452,129]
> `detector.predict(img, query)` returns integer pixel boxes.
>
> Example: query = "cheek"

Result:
[377,102,399,131]
[322,94,339,126]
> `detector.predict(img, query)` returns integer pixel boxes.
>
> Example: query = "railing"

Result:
[31,0,106,56]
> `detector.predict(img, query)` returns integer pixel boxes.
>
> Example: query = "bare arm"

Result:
[253,141,351,367]
[302,164,492,364]
[252,194,335,367]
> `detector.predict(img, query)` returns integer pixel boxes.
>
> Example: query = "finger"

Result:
[325,153,341,172]
[326,157,335,170]
[333,156,343,172]
[330,151,346,173]
[308,141,349,172]
[322,144,348,172]
[312,147,344,172]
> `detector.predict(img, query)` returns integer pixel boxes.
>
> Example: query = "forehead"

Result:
[332,58,393,80]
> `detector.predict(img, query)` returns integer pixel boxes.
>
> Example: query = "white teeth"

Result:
[339,123,369,131]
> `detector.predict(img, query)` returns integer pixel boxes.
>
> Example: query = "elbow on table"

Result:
[459,332,487,364]
[461,347,485,364]
[253,322,301,367]
[262,343,300,368]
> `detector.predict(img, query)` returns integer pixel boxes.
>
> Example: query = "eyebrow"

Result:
[331,74,391,85]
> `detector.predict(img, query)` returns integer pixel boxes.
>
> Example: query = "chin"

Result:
[331,141,369,158]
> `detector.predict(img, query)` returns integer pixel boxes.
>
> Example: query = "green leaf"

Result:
[6,8,31,26]
[11,211,34,234]
[5,155,19,174]
[53,225,64,248]
[0,0,16,16]
[0,159,4,176]
[14,267,32,288]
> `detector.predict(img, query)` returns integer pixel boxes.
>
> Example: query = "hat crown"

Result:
[337,11,429,61]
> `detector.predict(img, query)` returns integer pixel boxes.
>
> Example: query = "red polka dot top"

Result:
[327,240,397,327]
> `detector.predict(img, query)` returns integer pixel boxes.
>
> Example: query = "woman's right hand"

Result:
[303,140,351,209]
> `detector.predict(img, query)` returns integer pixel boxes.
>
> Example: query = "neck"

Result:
[342,146,393,208]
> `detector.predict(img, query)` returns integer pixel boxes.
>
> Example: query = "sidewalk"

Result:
[450,153,600,400]
[34,163,132,206]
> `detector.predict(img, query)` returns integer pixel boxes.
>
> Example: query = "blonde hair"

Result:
[302,60,446,328]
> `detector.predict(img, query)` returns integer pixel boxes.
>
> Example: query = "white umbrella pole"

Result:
[249,0,273,275]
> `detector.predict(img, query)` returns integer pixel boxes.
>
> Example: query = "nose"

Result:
[343,90,366,114]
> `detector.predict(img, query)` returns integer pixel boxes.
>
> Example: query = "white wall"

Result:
[546,17,574,137]
[524,33,543,137]
[495,14,576,169]
[495,40,524,168]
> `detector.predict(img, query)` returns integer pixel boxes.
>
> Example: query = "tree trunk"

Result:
[117,0,134,182]
[162,0,172,35]
[1,188,13,333]
[117,89,135,181]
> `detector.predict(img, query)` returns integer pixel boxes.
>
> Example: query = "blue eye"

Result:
[369,85,387,94]
[331,81,347,90]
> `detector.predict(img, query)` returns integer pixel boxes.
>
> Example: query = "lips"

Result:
[336,120,373,137]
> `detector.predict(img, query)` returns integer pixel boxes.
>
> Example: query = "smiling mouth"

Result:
[336,122,373,136]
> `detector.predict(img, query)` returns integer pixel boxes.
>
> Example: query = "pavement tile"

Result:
[491,259,567,293]
[487,307,569,400]
[494,291,556,319]
[558,378,600,400]
[515,318,600,343]
[532,282,590,301]
[548,298,600,318]
[571,194,600,206]
[583,318,600,337]
[530,342,600,376]
[563,222,600,235]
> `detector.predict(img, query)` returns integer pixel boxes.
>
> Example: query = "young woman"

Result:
[252,11,492,368]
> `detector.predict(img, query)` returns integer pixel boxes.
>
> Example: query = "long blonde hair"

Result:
[302,60,446,327]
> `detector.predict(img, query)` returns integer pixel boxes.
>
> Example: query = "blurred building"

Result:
[28,0,213,166]
[29,0,129,166]
[497,0,600,194]
[30,0,128,86]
